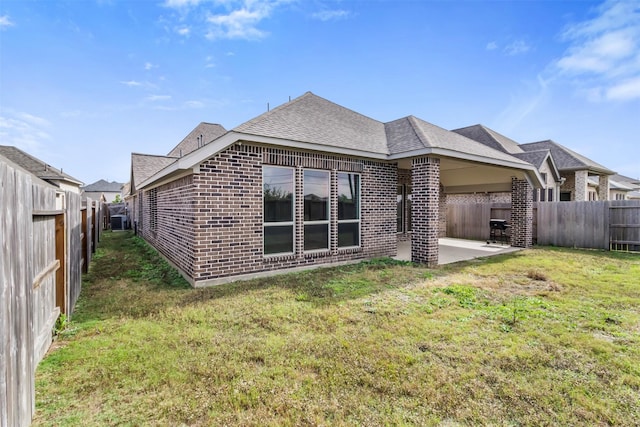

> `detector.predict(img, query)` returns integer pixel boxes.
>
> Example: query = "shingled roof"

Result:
[167,122,227,158]
[385,116,531,166]
[451,124,524,154]
[131,153,177,192]
[136,92,542,189]
[0,145,82,186]
[234,92,389,155]
[81,179,123,192]
[520,140,614,175]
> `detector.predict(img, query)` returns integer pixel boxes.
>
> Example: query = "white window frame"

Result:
[303,169,331,253]
[337,172,361,249]
[263,165,295,257]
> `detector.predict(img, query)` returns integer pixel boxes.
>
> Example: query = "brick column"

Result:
[574,170,588,201]
[598,175,610,201]
[510,178,533,248]
[411,157,440,266]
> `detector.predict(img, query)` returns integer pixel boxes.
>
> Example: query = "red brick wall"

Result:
[411,157,440,266]
[139,175,197,278]
[510,177,533,248]
[140,142,398,285]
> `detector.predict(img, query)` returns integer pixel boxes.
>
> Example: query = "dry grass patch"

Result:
[34,232,640,426]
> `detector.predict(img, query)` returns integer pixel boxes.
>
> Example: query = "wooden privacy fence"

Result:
[1,158,102,427]
[447,200,640,251]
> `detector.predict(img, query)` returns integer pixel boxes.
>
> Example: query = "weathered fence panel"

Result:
[1,157,92,427]
[67,192,83,318]
[1,160,37,427]
[447,200,640,250]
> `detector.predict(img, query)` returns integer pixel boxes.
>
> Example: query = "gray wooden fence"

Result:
[1,157,100,427]
[447,200,640,250]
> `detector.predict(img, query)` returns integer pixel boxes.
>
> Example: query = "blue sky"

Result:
[1,0,639,185]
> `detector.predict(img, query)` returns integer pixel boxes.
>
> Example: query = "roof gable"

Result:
[167,122,227,158]
[234,92,388,155]
[131,153,177,192]
[81,179,123,192]
[521,140,614,174]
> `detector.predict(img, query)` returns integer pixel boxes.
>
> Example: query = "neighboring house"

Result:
[452,125,562,203]
[130,92,543,287]
[81,179,124,203]
[520,140,615,201]
[608,174,640,200]
[0,145,83,209]
[167,122,227,158]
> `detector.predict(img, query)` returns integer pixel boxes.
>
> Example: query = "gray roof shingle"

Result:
[0,145,82,186]
[386,116,531,165]
[520,140,614,174]
[131,153,177,190]
[81,179,123,192]
[234,92,389,154]
[167,122,227,157]
[511,150,551,170]
[451,124,524,154]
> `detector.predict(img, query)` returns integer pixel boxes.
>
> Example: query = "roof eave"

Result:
[138,132,389,189]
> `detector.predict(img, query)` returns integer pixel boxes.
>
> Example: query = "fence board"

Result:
[1,157,90,426]
[448,200,640,250]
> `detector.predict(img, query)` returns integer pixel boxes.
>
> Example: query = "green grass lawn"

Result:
[34,231,640,426]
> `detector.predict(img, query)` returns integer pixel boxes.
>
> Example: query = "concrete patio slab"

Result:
[394,238,521,265]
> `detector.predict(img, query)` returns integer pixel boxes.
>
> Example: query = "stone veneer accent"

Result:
[446,192,511,204]
[510,178,533,248]
[411,156,440,267]
[598,175,610,201]
[573,170,588,201]
[141,142,398,286]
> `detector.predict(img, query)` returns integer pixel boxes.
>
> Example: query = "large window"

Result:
[337,173,360,248]
[263,166,294,255]
[304,170,330,251]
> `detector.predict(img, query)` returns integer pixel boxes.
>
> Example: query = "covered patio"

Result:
[395,238,522,265]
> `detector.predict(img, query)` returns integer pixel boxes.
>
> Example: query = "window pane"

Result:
[338,173,359,220]
[264,225,293,254]
[304,224,329,251]
[263,167,294,222]
[304,170,329,221]
[338,222,359,247]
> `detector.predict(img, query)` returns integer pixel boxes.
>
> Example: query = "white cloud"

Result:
[176,26,191,36]
[312,10,350,22]
[146,95,172,102]
[206,6,271,40]
[486,41,498,51]
[183,100,204,108]
[554,0,640,101]
[0,15,14,29]
[144,62,157,70]
[504,40,531,56]
[121,80,143,87]
[0,111,51,154]
[607,76,640,100]
[163,0,203,8]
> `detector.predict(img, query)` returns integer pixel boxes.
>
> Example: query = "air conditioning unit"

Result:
[111,215,128,231]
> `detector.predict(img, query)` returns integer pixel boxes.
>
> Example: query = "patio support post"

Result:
[598,175,610,201]
[574,170,588,201]
[411,156,440,266]
[510,177,533,248]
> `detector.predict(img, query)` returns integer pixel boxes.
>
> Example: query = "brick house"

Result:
[130,92,542,286]
[452,125,562,203]
[519,140,615,201]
